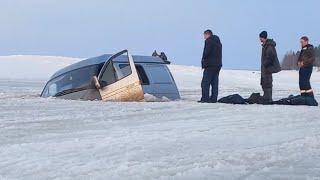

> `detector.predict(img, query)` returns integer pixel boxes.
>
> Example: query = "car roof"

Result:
[50,54,165,80]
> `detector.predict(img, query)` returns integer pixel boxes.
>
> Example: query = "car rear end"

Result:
[140,63,180,100]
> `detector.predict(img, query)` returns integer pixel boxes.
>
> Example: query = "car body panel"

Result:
[41,49,180,102]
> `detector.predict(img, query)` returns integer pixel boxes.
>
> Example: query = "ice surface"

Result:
[0,56,320,180]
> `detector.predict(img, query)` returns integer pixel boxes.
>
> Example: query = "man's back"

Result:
[202,35,222,69]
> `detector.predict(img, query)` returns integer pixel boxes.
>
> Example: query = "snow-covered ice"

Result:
[0,56,320,180]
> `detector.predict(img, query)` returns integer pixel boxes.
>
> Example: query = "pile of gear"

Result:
[218,93,318,106]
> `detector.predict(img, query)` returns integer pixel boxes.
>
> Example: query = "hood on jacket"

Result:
[265,39,276,47]
[302,44,313,49]
[212,35,220,42]
[206,35,221,43]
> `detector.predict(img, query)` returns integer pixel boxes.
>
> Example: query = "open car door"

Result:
[96,50,145,102]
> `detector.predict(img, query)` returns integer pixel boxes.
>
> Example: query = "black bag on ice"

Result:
[218,94,247,104]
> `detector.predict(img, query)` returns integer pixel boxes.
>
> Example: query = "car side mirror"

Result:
[92,76,101,89]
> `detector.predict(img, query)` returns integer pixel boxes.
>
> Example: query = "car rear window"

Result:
[147,65,173,84]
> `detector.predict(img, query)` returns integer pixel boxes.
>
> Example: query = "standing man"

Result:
[199,29,222,103]
[259,31,281,104]
[298,36,315,98]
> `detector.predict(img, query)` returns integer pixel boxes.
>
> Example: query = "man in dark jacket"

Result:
[298,36,315,98]
[199,29,222,103]
[259,31,281,104]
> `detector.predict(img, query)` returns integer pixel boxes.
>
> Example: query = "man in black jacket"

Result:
[259,31,281,104]
[199,30,222,103]
[298,36,315,98]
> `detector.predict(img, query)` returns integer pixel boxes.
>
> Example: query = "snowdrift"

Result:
[0,55,80,80]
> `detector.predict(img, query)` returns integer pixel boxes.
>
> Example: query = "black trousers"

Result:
[299,65,313,91]
[260,74,273,89]
[201,68,220,102]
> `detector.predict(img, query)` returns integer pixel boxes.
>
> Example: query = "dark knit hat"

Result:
[259,31,268,39]
[204,29,213,35]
